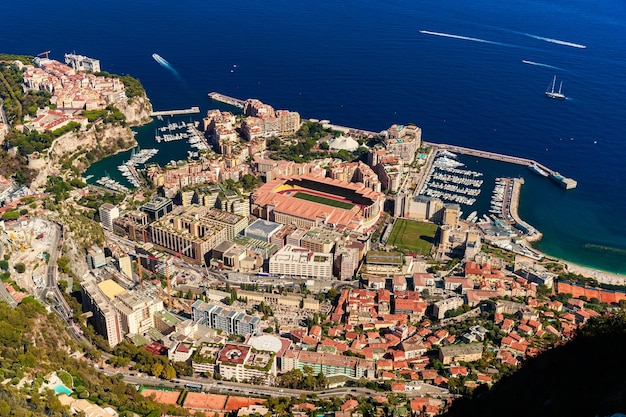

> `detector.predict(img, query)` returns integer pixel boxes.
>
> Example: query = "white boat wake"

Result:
[521,33,586,49]
[522,60,563,70]
[152,53,181,78]
[419,30,510,47]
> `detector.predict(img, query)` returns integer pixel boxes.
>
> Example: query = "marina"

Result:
[116,148,159,188]
[96,176,129,193]
[154,121,210,151]
[425,142,577,189]
[418,150,484,207]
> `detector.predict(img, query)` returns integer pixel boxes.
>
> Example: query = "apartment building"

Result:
[149,206,228,265]
[81,278,122,348]
[281,350,374,379]
[269,245,333,279]
[98,203,119,230]
[191,300,260,336]
[111,291,164,335]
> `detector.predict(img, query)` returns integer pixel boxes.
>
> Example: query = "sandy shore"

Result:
[530,248,626,286]
[562,262,626,286]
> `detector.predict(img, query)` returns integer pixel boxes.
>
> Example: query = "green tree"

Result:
[151,362,164,378]
[163,365,177,380]
[14,263,26,273]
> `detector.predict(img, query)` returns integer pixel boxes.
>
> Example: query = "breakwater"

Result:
[208,92,244,109]
[150,107,200,117]
[426,142,577,189]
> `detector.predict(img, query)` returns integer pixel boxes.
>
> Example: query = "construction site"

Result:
[0,218,58,296]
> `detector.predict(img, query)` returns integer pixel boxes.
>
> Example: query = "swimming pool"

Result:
[53,384,72,395]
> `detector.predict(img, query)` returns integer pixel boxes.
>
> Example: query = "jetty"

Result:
[208,92,244,108]
[508,177,542,241]
[426,142,577,189]
[150,107,200,117]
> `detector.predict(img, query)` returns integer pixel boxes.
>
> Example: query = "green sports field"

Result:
[387,219,438,255]
[292,192,355,210]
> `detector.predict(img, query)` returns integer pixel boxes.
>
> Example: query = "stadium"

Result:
[251,174,384,232]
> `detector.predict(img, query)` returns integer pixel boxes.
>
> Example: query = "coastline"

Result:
[530,249,626,286]
[105,91,625,283]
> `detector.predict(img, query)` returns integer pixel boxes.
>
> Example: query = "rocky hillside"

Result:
[29,124,134,189]
[29,94,153,189]
[116,94,153,126]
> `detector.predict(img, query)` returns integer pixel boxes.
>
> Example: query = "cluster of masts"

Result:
[419,151,484,206]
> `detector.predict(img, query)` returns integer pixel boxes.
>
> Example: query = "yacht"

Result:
[545,75,566,99]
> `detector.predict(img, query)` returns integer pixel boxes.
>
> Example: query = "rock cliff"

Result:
[116,94,153,126]
[30,94,153,189]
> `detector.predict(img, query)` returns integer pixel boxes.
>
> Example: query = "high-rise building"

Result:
[99,203,119,230]
[149,207,228,265]
[81,278,122,348]
[140,197,173,221]
[117,255,133,280]
[443,203,461,227]
[111,291,164,335]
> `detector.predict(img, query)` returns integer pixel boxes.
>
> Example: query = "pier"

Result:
[426,142,577,189]
[208,92,244,108]
[150,107,200,117]
[188,123,211,150]
[508,177,542,242]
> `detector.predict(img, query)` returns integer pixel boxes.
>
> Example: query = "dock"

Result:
[150,107,200,117]
[426,142,577,189]
[208,92,244,108]
[508,177,542,241]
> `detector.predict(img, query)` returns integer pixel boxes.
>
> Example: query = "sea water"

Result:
[2,0,625,273]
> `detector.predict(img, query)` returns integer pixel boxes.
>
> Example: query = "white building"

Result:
[327,135,360,152]
[64,53,101,73]
[99,203,120,231]
[269,245,333,279]
[111,291,164,335]
[80,278,122,348]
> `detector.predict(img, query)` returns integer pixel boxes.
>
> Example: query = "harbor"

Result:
[418,150,484,206]
[426,142,577,189]
[116,148,159,188]
[154,121,210,151]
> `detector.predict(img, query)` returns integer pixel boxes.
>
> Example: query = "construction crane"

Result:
[130,243,193,307]
[131,252,160,289]
[37,50,51,59]
[167,243,194,307]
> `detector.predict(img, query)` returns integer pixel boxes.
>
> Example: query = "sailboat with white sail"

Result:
[545,75,566,99]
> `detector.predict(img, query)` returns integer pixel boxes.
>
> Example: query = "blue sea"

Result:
[2,0,625,273]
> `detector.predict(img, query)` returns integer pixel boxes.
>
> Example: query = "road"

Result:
[40,221,90,344]
[118,373,389,399]
[113,368,451,400]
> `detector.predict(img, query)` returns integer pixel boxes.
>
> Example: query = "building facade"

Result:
[269,245,333,279]
[192,300,260,336]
